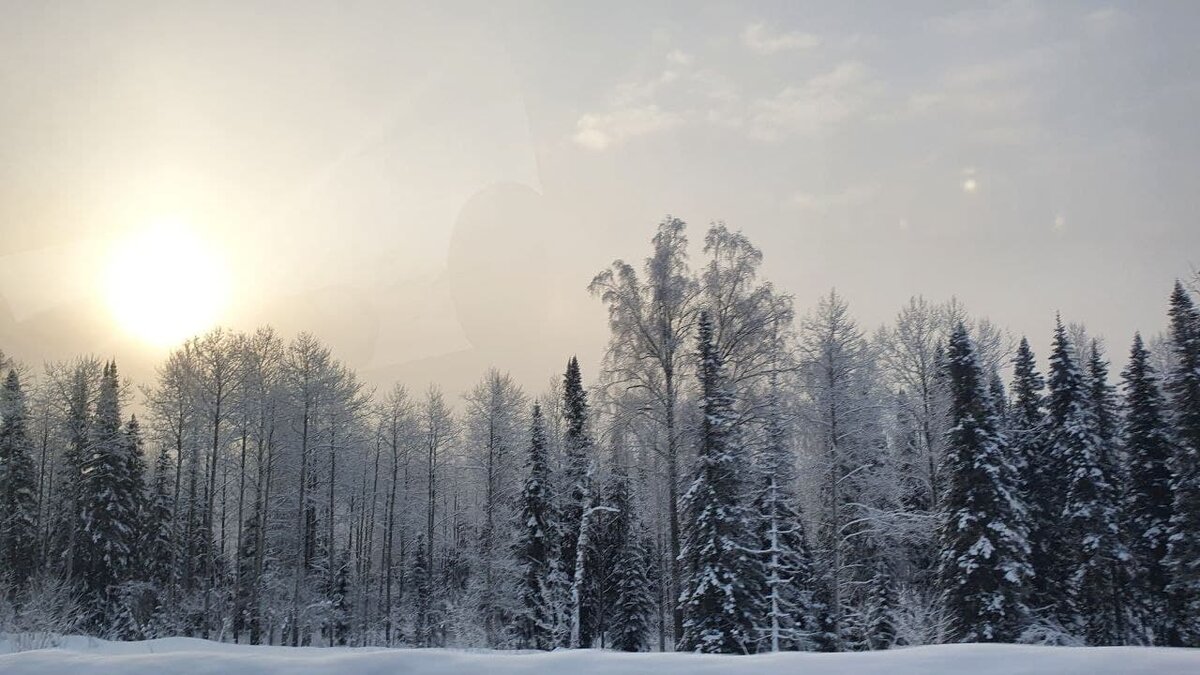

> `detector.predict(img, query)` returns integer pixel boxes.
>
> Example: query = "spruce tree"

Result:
[862,557,898,650]
[145,442,176,587]
[1049,321,1134,644]
[604,469,654,652]
[609,527,654,652]
[513,404,559,649]
[123,415,149,575]
[78,361,137,624]
[0,369,38,591]
[1122,332,1174,642]
[558,356,594,642]
[936,323,1031,643]
[753,384,819,651]
[1009,337,1055,615]
[677,311,762,654]
[1163,280,1200,646]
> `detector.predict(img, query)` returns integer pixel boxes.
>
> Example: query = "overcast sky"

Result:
[1,1,1198,396]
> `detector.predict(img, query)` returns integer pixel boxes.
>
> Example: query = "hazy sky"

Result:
[1,1,1198,396]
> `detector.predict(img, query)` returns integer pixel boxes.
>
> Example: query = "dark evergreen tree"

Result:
[1009,337,1059,619]
[677,311,762,654]
[989,369,1008,424]
[1122,332,1174,643]
[862,557,898,650]
[78,361,137,625]
[558,356,595,642]
[0,369,38,591]
[1048,322,1134,644]
[586,463,632,646]
[602,467,654,652]
[513,404,559,650]
[609,526,654,652]
[1164,280,1200,646]
[123,415,149,573]
[144,442,175,587]
[936,323,1031,643]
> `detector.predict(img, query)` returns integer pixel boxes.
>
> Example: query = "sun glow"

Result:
[104,219,230,347]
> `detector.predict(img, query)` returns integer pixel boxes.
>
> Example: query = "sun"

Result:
[104,219,230,347]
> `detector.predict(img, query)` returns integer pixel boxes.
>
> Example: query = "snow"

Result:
[1,637,1197,675]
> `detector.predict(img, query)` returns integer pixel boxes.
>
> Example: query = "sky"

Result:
[1,1,1198,397]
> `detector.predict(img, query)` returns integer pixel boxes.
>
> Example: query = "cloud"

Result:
[666,49,693,66]
[1084,7,1129,37]
[572,105,682,151]
[742,21,821,54]
[788,183,878,213]
[747,62,879,140]
[927,1,1042,37]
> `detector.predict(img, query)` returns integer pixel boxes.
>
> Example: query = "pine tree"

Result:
[145,442,176,587]
[123,415,149,576]
[78,361,138,625]
[1049,321,1134,644]
[753,384,819,651]
[558,356,594,643]
[936,323,1031,643]
[1009,337,1057,617]
[862,557,898,650]
[513,404,559,650]
[610,523,655,652]
[989,369,1008,424]
[1163,280,1200,646]
[1122,332,1174,643]
[0,369,38,590]
[677,311,762,654]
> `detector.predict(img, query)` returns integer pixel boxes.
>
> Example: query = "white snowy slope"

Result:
[1,637,1197,675]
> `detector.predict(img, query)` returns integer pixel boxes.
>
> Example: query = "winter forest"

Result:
[2,217,1200,656]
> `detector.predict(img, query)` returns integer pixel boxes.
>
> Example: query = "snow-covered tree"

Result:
[512,404,560,649]
[1122,332,1173,643]
[1047,320,1135,644]
[590,216,701,642]
[1164,280,1200,646]
[609,521,655,651]
[677,311,762,654]
[752,383,819,651]
[936,324,1031,643]
[77,361,138,625]
[797,290,884,651]
[0,369,39,591]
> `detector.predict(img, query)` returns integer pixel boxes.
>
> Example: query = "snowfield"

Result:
[1,637,1197,675]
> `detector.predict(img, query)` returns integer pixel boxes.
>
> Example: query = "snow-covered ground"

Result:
[1,637,1197,675]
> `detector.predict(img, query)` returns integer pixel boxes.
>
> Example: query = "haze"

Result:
[1,1,1197,395]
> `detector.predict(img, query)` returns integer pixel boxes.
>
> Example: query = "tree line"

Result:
[0,217,1198,653]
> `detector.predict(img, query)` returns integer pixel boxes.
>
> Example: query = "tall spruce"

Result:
[123,415,149,576]
[78,361,137,624]
[1164,280,1200,646]
[1122,332,1174,642]
[753,384,819,651]
[677,311,762,653]
[1008,338,1055,616]
[936,323,1031,643]
[0,369,38,590]
[610,522,655,651]
[513,403,559,649]
[1049,321,1133,644]
[602,467,653,651]
[559,356,600,645]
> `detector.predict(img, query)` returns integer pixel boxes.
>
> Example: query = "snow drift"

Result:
[1,637,1197,675]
